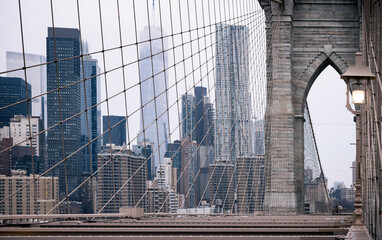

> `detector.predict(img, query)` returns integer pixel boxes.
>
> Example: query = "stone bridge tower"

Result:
[260,0,361,214]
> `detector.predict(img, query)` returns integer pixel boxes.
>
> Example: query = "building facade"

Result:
[46,27,82,201]
[209,161,234,213]
[97,145,146,213]
[215,24,253,165]
[164,140,181,193]
[203,99,215,147]
[9,115,42,157]
[6,51,47,129]
[102,115,126,147]
[138,24,169,168]
[147,157,178,213]
[0,171,59,219]
[0,77,31,128]
[80,52,101,174]
[0,138,12,176]
[194,87,206,145]
[182,94,196,141]
[236,155,265,214]
[133,140,155,181]
[180,137,198,208]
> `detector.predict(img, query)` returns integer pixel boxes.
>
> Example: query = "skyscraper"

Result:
[194,86,206,145]
[215,24,253,164]
[138,2,169,168]
[46,27,81,201]
[102,115,126,147]
[6,51,47,129]
[80,45,101,174]
[181,94,196,140]
[0,77,31,127]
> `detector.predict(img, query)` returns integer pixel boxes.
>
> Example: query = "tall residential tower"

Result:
[215,24,253,164]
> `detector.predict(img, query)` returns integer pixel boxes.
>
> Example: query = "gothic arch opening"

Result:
[298,52,348,115]
[304,65,356,213]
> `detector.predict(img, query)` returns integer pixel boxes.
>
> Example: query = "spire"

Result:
[151,0,157,27]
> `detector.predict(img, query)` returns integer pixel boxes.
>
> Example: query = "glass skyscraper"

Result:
[0,77,31,127]
[80,43,101,174]
[138,22,169,168]
[102,115,126,147]
[46,27,82,201]
[6,51,47,129]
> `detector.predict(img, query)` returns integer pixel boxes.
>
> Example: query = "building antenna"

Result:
[151,0,156,27]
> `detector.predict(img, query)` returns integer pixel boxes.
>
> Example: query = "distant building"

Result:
[199,166,210,203]
[209,161,234,213]
[329,185,355,213]
[0,77,31,127]
[147,157,178,213]
[304,168,313,183]
[46,27,82,201]
[147,182,178,213]
[0,171,59,219]
[10,145,34,175]
[180,138,198,208]
[198,145,214,203]
[182,94,196,140]
[102,115,126,147]
[6,51,47,129]
[138,22,169,168]
[133,140,155,181]
[236,155,265,214]
[330,186,355,202]
[97,144,146,213]
[253,119,265,155]
[165,140,181,193]
[304,173,330,214]
[333,181,345,190]
[0,115,46,174]
[0,127,9,140]
[215,23,253,165]
[203,99,215,147]
[0,138,12,176]
[194,86,207,145]
[80,48,101,174]
[9,115,45,158]
[194,87,215,147]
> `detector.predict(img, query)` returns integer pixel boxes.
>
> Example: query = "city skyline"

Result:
[0,0,358,217]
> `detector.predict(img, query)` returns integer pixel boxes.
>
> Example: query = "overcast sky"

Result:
[0,0,353,188]
[308,66,355,188]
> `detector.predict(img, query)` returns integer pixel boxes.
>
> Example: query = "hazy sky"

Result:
[0,0,353,188]
[308,66,355,188]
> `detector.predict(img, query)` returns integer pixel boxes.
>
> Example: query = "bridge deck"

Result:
[0,215,352,239]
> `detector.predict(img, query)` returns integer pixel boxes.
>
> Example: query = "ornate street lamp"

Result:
[341,52,375,226]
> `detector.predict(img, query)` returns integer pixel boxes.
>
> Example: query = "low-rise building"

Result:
[97,144,146,213]
[0,170,59,221]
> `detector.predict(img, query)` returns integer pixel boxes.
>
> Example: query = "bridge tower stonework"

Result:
[260,0,361,214]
